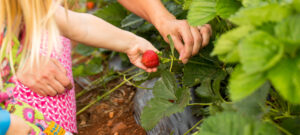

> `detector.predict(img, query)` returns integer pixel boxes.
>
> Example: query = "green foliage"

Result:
[187,0,241,26]
[268,56,300,104]
[196,112,280,135]
[141,71,191,130]
[212,25,254,63]
[93,2,127,27]
[229,4,292,26]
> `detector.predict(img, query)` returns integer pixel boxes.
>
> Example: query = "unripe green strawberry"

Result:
[142,50,159,68]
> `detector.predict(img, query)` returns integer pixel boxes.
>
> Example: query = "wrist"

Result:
[151,13,176,31]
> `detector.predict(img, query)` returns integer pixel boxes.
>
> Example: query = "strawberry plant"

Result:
[72,0,300,134]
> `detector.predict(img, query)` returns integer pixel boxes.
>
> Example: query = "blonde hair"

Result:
[0,0,65,89]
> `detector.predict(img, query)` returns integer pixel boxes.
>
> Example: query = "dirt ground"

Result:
[75,78,146,135]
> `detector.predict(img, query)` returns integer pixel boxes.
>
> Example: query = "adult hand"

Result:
[126,36,159,73]
[154,18,212,64]
[6,114,31,135]
[17,57,73,96]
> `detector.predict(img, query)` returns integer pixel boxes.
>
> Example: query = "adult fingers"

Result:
[190,26,203,56]
[178,21,194,63]
[198,24,212,47]
[171,35,184,60]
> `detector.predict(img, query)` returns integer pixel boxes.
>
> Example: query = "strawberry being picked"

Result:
[86,1,95,10]
[142,50,159,68]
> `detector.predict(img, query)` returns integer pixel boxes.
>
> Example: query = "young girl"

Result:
[0,0,157,134]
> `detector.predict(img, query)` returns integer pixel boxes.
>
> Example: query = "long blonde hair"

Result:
[0,0,65,89]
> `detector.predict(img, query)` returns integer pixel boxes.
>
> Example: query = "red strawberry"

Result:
[86,2,95,10]
[168,100,175,103]
[142,50,159,68]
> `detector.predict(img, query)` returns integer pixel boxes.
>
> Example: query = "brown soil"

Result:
[75,78,146,135]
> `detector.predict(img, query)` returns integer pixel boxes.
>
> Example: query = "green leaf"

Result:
[141,71,191,130]
[268,56,300,104]
[188,0,241,26]
[275,15,300,54]
[93,3,127,27]
[216,0,242,19]
[239,31,284,74]
[197,112,280,135]
[121,14,145,28]
[229,66,267,101]
[183,0,193,10]
[183,62,224,87]
[293,0,300,12]
[195,79,215,102]
[279,117,300,135]
[230,4,292,26]
[153,71,177,100]
[74,43,95,56]
[234,82,270,117]
[167,35,175,56]
[212,25,254,63]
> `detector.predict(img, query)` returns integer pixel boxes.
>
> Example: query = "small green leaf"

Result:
[167,35,175,57]
[268,56,300,104]
[239,31,284,74]
[229,66,267,101]
[212,25,254,63]
[230,4,292,26]
[197,112,280,135]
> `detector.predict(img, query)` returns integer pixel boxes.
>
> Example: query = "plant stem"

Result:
[76,71,144,115]
[169,55,174,72]
[123,75,152,90]
[76,66,136,99]
[188,103,212,106]
[183,119,203,135]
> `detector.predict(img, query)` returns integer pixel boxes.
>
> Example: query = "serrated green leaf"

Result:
[121,14,145,28]
[230,4,292,26]
[212,25,254,63]
[229,66,267,101]
[196,112,280,135]
[239,31,284,74]
[188,0,241,26]
[93,3,127,27]
[195,79,215,101]
[141,71,191,130]
[275,15,300,54]
[268,56,300,104]
[167,35,175,56]
[187,0,216,26]
[234,82,270,117]
[141,98,185,130]
[183,62,224,87]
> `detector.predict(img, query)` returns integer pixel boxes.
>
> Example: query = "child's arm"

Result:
[55,6,157,72]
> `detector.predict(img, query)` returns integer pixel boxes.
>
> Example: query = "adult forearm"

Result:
[118,0,176,27]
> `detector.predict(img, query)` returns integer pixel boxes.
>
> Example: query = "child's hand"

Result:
[6,114,31,135]
[126,37,159,72]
